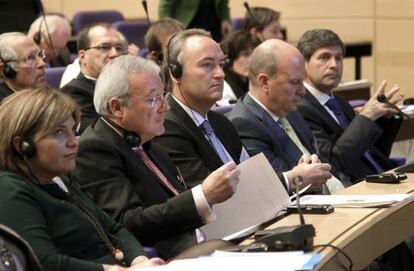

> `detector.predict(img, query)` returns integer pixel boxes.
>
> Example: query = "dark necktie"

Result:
[134,148,179,195]
[200,120,231,164]
[325,97,383,173]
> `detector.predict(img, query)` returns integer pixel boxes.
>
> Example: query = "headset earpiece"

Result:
[33,32,42,45]
[166,34,183,79]
[124,131,141,147]
[0,56,17,79]
[19,138,36,159]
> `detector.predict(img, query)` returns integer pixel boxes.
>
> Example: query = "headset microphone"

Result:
[377,94,414,122]
[243,2,265,41]
[0,55,17,79]
[141,0,151,25]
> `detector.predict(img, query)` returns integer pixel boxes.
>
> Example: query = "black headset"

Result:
[166,34,183,79]
[103,118,141,147]
[19,137,37,159]
[0,55,17,79]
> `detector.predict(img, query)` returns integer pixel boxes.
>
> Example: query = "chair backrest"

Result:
[46,66,66,89]
[113,20,150,48]
[72,10,124,35]
[231,18,245,31]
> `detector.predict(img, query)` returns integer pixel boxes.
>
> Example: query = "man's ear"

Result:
[257,73,270,94]
[108,97,124,118]
[12,136,23,154]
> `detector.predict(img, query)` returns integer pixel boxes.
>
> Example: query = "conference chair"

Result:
[113,20,150,49]
[45,66,66,89]
[72,10,124,35]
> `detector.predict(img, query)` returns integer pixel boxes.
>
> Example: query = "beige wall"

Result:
[43,0,414,98]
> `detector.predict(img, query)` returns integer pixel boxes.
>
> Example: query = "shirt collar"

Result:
[171,95,207,127]
[247,92,281,122]
[304,82,333,105]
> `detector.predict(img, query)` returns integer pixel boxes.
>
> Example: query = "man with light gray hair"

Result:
[27,15,71,67]
[0,32,46,101]
[72,55,240,259]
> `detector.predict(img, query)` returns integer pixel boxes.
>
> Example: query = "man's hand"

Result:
[359,80,404,120]
[202,161,240,205]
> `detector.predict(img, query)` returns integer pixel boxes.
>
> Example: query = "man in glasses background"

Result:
[0,32,46,102]
[61,23,129,134]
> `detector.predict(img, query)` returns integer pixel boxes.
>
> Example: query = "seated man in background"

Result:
[0,32,46,101]
[61,23,129,134]
[153,29,249,188]
[243,7,284,41]
[215,30,261,106]
[297,29,402,182]
[144,18,184,66]
[27,14,72,67]
[73,55,240,259]
[227,39,350,194]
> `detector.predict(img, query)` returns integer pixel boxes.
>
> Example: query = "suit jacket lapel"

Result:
[243,95,303,165]
[167,96,224,167]
[95,119,183,194]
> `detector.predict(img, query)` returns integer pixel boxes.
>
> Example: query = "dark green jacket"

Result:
[159,0,230,27]
[0,171,144,271]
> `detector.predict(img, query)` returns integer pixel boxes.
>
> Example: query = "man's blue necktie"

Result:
[325,97,383,173]
[200,120,230,164]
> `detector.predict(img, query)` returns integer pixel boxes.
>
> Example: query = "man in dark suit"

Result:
[73,55,240,259]
[297,29,402,182]
[227,39,349,194]
[61,23,128,134]
[0,32,46,101]
[152,29,249,188]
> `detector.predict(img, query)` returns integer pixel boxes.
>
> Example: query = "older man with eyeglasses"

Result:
[61,23,130,134]
[0,32,46,102]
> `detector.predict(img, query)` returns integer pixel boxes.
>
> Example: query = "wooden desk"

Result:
[245,174,414,270]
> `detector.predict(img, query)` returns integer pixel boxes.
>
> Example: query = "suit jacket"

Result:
[227,94,351,190]
[298,89,400,181]
[152,96,243,188]
[0,82,14,102]
[73,118,204,259]
[61,73,98,134]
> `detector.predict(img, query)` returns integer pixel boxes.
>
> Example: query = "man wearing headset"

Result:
[0,32,46,101]
[73,55,240,259]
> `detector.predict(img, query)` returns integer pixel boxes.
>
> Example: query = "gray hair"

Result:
[0,32,28,81]
[94,55,161,116]
[162,28,211,91]
[28,15,71,39]
[248,41,278,86]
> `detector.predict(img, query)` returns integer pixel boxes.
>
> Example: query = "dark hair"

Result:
[220,30,261,67]
[144,18,184,52]
[77,23,114,51]
[243,7,280,32]
[296,29,345,61]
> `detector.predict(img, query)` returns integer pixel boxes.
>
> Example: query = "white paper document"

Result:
[294,194,412,208]
[200,153,290,240]
[137,251,321,271]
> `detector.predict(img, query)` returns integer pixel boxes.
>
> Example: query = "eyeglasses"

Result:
[143,92,169,108]
[85,43,127,53]
[13,50,45,66]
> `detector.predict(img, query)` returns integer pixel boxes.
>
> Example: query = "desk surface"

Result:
[249,174,414,270]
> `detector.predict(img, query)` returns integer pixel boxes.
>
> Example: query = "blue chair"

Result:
[72,10,124,35]
[45,67,66,89]
[113,20,150,49]
[231,18,245,31]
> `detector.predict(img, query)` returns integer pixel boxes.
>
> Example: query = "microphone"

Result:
[292,176,305,225]
[377,94,413,121]
[141,0,151,25]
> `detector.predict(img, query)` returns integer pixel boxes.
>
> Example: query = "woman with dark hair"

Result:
[0,87,164,271]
